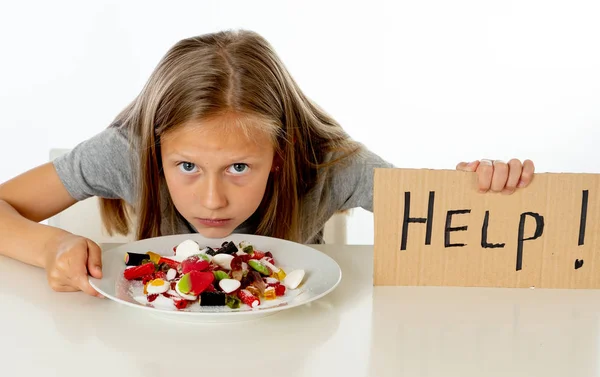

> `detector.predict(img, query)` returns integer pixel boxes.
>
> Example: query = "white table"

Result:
[2,244,600,377]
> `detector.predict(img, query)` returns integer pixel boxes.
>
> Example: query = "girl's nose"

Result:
[199,177,228,210]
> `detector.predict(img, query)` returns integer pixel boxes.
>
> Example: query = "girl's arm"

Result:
[0,162,78,266]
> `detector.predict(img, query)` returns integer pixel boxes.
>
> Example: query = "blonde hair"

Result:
[100,29,360,242]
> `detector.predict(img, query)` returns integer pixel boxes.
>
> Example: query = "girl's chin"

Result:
[194,226,235,240]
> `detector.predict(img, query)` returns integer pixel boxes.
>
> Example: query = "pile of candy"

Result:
[123,239,305,310]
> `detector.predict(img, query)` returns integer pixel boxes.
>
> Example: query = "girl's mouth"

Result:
[195,218,232,227]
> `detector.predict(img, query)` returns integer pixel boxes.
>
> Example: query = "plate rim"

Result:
[89,233,342,317]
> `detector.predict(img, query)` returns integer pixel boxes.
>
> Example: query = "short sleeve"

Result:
[329,145,396,212]
[52,127,136,205]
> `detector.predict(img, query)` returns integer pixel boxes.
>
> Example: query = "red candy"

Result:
[124,262,155,280]
[173,298,189,309]
[159,257,180,269]
[275,283,286,296]
[230,256,243,271]
[238,289,260,308]
[181,256,209,274]
[154,270,167,280]
[187,271,215,295]
[251,250,265,260]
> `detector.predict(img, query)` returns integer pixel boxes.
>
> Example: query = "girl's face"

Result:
[160,114,276,238]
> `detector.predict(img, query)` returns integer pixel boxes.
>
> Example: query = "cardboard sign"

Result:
[373,168,600,289]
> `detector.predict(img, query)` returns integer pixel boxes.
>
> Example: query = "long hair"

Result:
[99,29,360,243]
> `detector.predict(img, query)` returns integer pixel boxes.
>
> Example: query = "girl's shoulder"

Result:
[52,124,137,205]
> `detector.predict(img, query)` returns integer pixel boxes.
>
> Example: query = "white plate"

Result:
[89,233,342,323]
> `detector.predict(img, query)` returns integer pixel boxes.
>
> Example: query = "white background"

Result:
[1,0,599,244]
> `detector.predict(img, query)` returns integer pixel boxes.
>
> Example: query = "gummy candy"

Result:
[218,241,238,255]
[219,278,241,294]
[181,255,209,274]
[124,262,155,280]
[177,271,214,295]
[264,286,276,300]
[212,254,234,270]
[159,257,180,270]
[248,260,270,276]
[275,283,286,296]
[146,251,162,264]
[238,289,260,308]
[124,252,148,266]
[213,270,229,281]
[225,295,241,309]
[126,239,304,310]
[246,285,260,297]
[200,291,226,306]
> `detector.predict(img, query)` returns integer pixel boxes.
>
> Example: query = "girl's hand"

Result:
[44,233,104,297]
[455,159,535,194]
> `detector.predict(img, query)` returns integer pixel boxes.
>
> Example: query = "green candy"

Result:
[239,241,254,254]
[195,253,211,262]
[177,273,192,294]
[248,259,269,275]
[213,270,229,281]
[225,295,241,309]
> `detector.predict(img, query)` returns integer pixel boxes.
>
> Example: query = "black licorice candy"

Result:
[199,291,226,306]
[217,241,238,255]
[204,247,217,256]
[124,252,148,266]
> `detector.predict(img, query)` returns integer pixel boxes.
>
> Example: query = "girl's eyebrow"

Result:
[167,151,260,162]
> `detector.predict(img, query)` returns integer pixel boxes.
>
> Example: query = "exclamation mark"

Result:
[575,190,588,270]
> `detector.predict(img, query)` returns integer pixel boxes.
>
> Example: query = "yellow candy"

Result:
[264,286,276,300]
[271,268,286,281]
[146,251,161,264]
[246,285,260,297]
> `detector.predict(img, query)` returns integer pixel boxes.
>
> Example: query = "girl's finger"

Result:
[456,161,480,172]
[518,159,535,188]
[476,159,494,192]
[75,274,101,297]
[86,239,103,279]
[490,160,509,192]
[50,283,79,292]
[502,159,523,194]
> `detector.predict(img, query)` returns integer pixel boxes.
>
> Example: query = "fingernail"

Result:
[95,265,102,271]
[494,160,505,165]
[467,161,478,167]
[480,159,493,166]
[518,180,526,187]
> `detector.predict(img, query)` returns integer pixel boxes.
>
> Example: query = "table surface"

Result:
[3,244,600,377]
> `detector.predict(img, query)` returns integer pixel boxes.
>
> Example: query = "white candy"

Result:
[146,279,170,294]
[264,277,279,285]
[212,254,234,271]
[175,239,200,259]
[283,269,305,290]
[166,268,177,281]
[219,279,241,294]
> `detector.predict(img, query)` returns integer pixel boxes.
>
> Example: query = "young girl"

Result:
[0,30,535,297]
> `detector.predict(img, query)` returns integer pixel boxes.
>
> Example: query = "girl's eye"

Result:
[178,162,198,174]
[227,163,249,175]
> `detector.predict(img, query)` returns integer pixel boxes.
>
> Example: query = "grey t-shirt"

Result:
[53,126,394,243]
